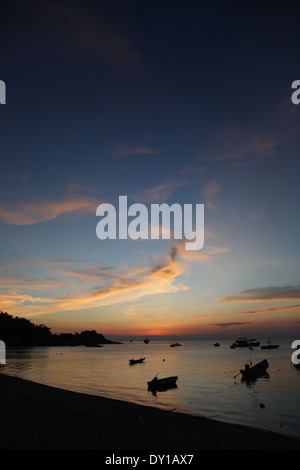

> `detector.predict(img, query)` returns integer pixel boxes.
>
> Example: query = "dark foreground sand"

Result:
[0,373,299,450]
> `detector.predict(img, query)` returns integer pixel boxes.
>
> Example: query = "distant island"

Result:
[0,311,120,347]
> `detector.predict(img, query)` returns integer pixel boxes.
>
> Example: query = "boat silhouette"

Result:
[129,357,145,365]
[147,375,178,391]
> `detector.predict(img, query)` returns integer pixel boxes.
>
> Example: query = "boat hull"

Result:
[129,357,145,365]
[240,359,269,380]
[231,337,260,348]
[147,376,178,390]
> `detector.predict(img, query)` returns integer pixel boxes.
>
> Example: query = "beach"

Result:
[0,373,299,450]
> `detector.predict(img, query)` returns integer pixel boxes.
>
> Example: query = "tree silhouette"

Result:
[0,311,119,346]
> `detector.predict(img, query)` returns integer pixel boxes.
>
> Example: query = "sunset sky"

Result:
[0,1,299,339]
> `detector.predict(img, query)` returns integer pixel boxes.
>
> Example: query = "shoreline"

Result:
[0,373,299,450]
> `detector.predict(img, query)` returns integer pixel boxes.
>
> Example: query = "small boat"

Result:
[147,375,178,391]
[144,338,150,344]
[240,359,269,380]
[170,342,181,347]
[214,342,220,347]
[261,340,279,350]
[231,337,260,348]
[129,357,145,365]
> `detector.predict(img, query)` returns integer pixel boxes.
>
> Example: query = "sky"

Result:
[0,0,300,339]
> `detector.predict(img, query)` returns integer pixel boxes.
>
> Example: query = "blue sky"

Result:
[0,1,299,338]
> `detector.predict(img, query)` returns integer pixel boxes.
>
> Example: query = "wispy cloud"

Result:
[191,317,251,328]
[246,209,264,224]
[0,196,98,225]
[196,97,300,167]
[202,178,219,209]
[113,144,159,158]
[236,304,300,316]
[16,1,139,69]
[53,244,187,312]
[221,286,300,303]
[177,243,230,262]
[0,275,63,290]
[195,128,277,167]
[213,322,250,328]
[0,245,187,316]
[132,178,189,203]
[0,239,229,318]
[0,292,54,310]
[217,130,277,164]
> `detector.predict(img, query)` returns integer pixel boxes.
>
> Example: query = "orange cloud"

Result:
[50,241,229,314]
[177,242,230,262]
[236,304,300,316]
[0,196,98,225]
[0,244,188,317]
[202,178,219,209]
[132,178,189,203]
[0,238,230,319]
[0,275,64,290]
[52,244,187,312]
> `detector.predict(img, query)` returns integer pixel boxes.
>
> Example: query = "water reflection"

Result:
[242,372,270,387]
[6,347,51,372]
[1,339,300,438]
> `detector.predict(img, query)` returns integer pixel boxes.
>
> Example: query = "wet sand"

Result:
[0,373,299,450]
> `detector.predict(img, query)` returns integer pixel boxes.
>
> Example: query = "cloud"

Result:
[54,244,187,311]
[15,1,139,69]
[202,178,219,209]
[236,304,300,316]
[222,130,277,163]
[113,145,159,158]
[213,322,250,328]
[0,196,98,225]
[0,244,188,316]
[245,209,264,224]
[132,178,189,203]
[177,243,230,262]
[221,286,300,303]
[196,129,277,167]
[196,97,300,167]
[0,275,63,290]
[191,314,225,321]
[0,239,230,317]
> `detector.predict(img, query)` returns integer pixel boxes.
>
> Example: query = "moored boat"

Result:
[147,375,178,390]
[231,337,260,348]
[170,342,181,347]
[129,357,145,365]
[240,359,269,380]
[261,340,279,350]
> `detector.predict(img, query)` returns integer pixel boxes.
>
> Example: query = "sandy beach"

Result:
[0,373,299,450]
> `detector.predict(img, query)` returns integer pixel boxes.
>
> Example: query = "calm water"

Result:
[1,338,300,439]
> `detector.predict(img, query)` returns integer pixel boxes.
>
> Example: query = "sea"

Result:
[1,337,300,440]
